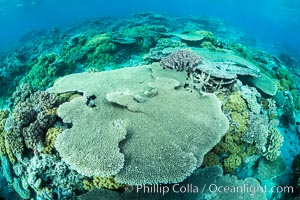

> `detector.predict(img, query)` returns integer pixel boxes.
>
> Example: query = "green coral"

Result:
[20,53,74,90]
[196,30,220,50]
[227,44,254,62]
[202,152,220,167]
[224,92,248,113]
[84,34,116,70]
[121,25,161,51]
[61,33,119,71]
[276,69,296,91]
[83,176,123,191]
[60,34,88,63]
[292,90,300,110]
[223,154,242,173]
[0,110,16,163]
[83,176,122,191]
[231,112,249,134]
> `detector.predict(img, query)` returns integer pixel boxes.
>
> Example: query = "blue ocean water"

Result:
[0,1,300,200]
[1,0,300,56]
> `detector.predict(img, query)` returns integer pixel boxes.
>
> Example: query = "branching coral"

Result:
[240,85,262,114]
[160,50,236,93]
[160,49,202,73]
[241,112,284,161]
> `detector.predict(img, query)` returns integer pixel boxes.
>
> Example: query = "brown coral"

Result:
[7,86,59,156]
[160,50,202,73]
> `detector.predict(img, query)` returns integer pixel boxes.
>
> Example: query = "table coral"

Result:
[48,64,229,185]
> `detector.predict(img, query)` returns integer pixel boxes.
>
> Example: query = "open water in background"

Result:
[0,0,299,59]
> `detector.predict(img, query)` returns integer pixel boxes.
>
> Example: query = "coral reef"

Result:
[20,53,73,90]
[241,112,284,161]
[49,64,229,185]
[144,38,188,61]
[0,13,298,199]
[263,128,284,161]
[79,166,267,200]
[276,69,296,91]
[0,110,9,156]
[83,176,123,191]
[202,91,256,174]
[240,85,262,114]
[256,156,285,180]
[43,127,62,154]
[160,49,202,73]
[7,88,58,156]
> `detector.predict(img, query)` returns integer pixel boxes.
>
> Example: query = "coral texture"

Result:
[6,85,59,156]
[48,64,229,185]
[160,50,202,73]
[79,166,267,200]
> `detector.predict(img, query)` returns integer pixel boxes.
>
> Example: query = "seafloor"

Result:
[0,13,299,200]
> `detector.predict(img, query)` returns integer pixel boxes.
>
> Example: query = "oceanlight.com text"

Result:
[130,183,294,196]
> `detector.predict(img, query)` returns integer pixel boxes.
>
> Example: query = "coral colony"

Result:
[0,13,299,200]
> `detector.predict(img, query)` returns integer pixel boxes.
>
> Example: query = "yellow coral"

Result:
[231,111,249,134]
[0,110,9,156]
[211,92,257,174]
[4,137,16,164]
[223,154,242,173]
[43,128,62,154]
[92,176,123,190]
[83,33,116,70]
[83,176,123,191]
[83,179,94,191]
[0,134,6,156]
[224,92,247,113]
